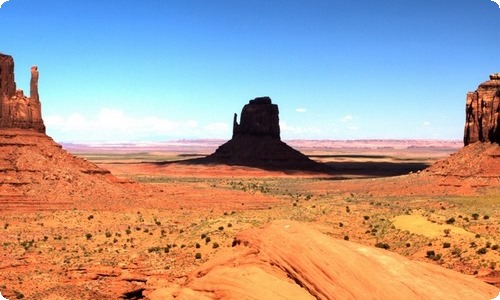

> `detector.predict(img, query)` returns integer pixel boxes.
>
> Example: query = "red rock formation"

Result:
[464,73,500,145]
[0,53,135,210]
[233,96,280,139]
[0,53,45,132]
[205,97,322,170]
[149,220,499,300]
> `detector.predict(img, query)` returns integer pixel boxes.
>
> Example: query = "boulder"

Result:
[464,73,500,145]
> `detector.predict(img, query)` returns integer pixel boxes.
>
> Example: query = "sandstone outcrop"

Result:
[149,220,499,300]
[464,73,500,145]
[204,97,322,170]
[0,53,134,210]
[0,53,45,132]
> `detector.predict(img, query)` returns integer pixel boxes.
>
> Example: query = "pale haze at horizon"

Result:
[1,1,500,142]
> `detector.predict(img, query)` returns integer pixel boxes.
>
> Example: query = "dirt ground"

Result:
[0,146,498,299]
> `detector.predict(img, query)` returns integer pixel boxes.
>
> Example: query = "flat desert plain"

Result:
[0,140,499,299]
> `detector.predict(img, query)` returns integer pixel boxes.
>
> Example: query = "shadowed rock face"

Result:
[233,96,280,139]
[205,97,321,170]
[464,73,500,145]
[0,53,45,133]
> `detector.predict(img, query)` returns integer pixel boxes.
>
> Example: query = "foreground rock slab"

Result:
[151,220,499,300]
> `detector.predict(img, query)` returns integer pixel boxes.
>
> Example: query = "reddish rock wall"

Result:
[0,53,45,133]
[464,73,500,145]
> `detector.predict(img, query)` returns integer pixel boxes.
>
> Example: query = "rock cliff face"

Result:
[233,97,280,139]
[0,53,45,132]
[205,97,321,170]
[464,73,500,145]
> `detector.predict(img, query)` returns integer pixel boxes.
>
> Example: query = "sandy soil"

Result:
[0,143,498,299]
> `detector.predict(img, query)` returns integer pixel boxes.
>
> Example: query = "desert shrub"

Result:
[472,213,479,220]
[195,253,202,259]
[213,242,220,249]
[227,223,233,228]
[345,206,350,213]
[125,229,131,235]
[406,243,411,248]
[445,217,455,224]
[218,226,224,231]
[195,243,201,249]
[201,233,207,239]
[375,242,390,250]
[344,236,349,241]
[483,215,490,220]
[87,215,94,220]
[477,247,488,255]
[85,233,92,240]
[443,229,451,236]
[451,247,462,257]
[205,237,211,244]
[14,290,24,299]
[443,242,451,249]
[475,234,481,238]
[363,216,370,221]
[105,231,112,238]
[426,250,442,261]
[339,222,344,227]
[491,244,499,251]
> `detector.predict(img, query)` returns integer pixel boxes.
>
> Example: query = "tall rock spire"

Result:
[0,53,45,132]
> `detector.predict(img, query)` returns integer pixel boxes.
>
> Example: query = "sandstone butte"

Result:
[0,53,135,210]
[149,220,499,300]
[426,73,500,178]
[204,96,324,171]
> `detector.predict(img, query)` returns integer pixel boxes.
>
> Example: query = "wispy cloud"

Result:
[341,114,354,122]
[279,121,321,138]
[45,108,229,142]
[423,121,431,126]
[295,108,307,113]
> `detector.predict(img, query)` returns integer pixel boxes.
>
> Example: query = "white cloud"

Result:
[341,114,354,122]
[45,108,229,142]
[492,0,500,9]
[423,121,431,126]
[295,108,307,113]
[279,121,321,137]
[0,0,10,8]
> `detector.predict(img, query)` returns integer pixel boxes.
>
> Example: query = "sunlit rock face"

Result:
[0,53,45,133]
[464,73,500,145]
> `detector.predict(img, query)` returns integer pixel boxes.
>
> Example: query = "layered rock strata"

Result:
[0,53,133,210]
[0,53,45,132]
[464,73,500,145]
[205,97,320,170]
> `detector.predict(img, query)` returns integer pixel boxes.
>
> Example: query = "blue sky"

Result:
[1,0,499,142]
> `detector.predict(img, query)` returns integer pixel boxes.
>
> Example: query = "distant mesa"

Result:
[0,53,45,132]
[464,73,500,145]
[204,97,322,170]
